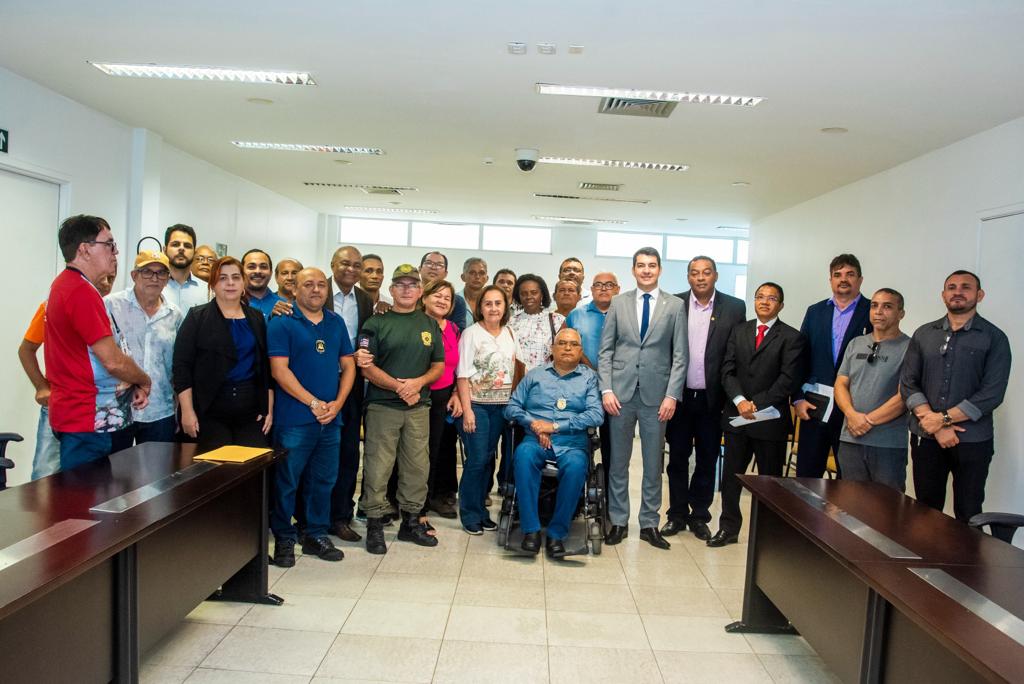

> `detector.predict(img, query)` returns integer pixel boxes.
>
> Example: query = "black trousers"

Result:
[330,381,363,524]
[665,389,722,524]
[718,431,786,535]
[911,435,993,522]
[425,385,455,508]
[197,380,268,452]
[795,411,843,478]
[436,421,460,496]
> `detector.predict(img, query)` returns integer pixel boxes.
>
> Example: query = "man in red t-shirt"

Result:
[45,215,152,471]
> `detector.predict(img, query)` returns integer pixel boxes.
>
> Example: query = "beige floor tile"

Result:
[757,655,841,683]
[623,560,710,588]
[268,563,289,589]
[432,641,548,683]
[642,616,752,654]
[444,604,547,645]
[544,580,637,614]
[614,538,697,563]
[699,564,748,590]
[686,542,750,567]
[548,646,662,684]
[453,576,546,609]
[713,588,745,620]
[421,523,471,553]
[200,626,335,676]
[341,599,450,639]
[465,531,511,555]
[360,571,458,604]
[543,555,627,585]
[240,593,356,633]
[376,544,465,576]
[656,651,772,684]
[186,669,311,683]
[141,664,194,684]
[144,622,233,668]
[547,610,649,650]
[185,601,253,626]
[631,585,729,618]
[316,634,441,682]
[271,562,374,599]
[744,634,815,656]
[461,551,544,581]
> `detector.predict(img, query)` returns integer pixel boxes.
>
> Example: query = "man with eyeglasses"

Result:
[419,251,467,327]
[833,289,911,490]
[163,224,208,311]
[45,215,152,470]
[105,251,185,444]
[900,271,1011,521]
[557,257,591,310]
[191,245,218,282]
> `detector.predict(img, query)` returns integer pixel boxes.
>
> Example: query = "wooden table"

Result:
[0,442,282,683]
[733,475,1024,683]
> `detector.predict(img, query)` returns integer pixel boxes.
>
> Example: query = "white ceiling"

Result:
[2,0,1024,235]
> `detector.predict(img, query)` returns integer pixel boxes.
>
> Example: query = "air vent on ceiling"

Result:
[598,97,678,118]
[534,193,649,204]
[303,182,417,195]
[579,182,621,191]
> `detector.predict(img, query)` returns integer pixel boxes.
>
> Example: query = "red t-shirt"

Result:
[44,268,113,432]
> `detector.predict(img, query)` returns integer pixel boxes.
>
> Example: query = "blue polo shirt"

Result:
[267,307,354,428]
[248,289,284,319]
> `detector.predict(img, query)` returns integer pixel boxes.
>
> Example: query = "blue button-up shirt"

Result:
[504,362,604,454]
[164,274,209,312]
[333,283,360,349]
[565,301,608,371]
[830,294,862,363]
[104,288,184,422]
[248,289,284,319]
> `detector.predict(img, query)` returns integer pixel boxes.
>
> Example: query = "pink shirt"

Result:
[685,293,715,389]
[431,319,459,390]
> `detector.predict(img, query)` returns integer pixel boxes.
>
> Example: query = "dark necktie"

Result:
[755,324,768,349]
[640,293,651,340]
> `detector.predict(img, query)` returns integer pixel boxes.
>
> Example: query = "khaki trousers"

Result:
[362,403,430,517]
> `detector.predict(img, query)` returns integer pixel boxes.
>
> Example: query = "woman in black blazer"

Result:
[172,256,273,452]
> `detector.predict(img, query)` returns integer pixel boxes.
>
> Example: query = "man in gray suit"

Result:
[598,247,688,549]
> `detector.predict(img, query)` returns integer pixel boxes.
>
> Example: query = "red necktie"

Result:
[755,324,768,349]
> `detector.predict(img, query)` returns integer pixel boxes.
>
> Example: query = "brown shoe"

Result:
[330,521,363,542]
[428,497,458,519]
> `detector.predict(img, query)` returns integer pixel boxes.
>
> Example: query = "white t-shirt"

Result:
[457,323,520,403]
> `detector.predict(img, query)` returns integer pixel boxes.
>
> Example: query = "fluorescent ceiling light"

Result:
[344,206,439,215]
[536,83,762,107]
[232,142,383,154]
[89,62,316,85]
[539,157,688,172]
[533,215,626,224]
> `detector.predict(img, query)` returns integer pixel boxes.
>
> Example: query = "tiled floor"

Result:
[142,440,841,683]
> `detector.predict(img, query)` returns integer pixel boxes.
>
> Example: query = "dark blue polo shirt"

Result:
[267,307,354,428]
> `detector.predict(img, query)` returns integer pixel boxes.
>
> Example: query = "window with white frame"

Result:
[410,222,480,250]
[734,274,748,300]
[339,217,408,246]
[736,239,749,265]
[595,231,664,258]
[481,225,551,253]
[665,235,735,264]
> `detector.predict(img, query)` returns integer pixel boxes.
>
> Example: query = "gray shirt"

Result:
[900,314,1012,442]
[838,333,910,448]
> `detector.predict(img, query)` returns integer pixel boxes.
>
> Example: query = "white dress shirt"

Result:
[635,287,660,333]
[733,317,778,406]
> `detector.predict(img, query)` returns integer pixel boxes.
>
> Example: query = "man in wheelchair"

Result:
[503,328,604,557]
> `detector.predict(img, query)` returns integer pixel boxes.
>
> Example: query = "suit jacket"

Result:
[325,279,374,335]
[721,319,805,441]
[172,300,271,416]
[798,296,872,399]
[677,289,746,411]
[598,288,688,406]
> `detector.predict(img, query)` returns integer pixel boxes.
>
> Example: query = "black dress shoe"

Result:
[605,524,628,545]
[272,538,296,567]
[640,527,671,550]
[707,530,739,547]
[689,520,712,541]
[521,531,541,554]
[546,537,566,558]
[660,519,686,537]
[330,521,362,542]
[301,535,344,562]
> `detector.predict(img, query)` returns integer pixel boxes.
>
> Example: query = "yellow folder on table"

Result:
[194,445,271,463]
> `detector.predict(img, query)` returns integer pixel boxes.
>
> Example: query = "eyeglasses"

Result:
[87,239,118,254]
[592,281,618,290]
[754,294,779,303]
[554,340,582,348]
[194,256,217,264]
[137,268,170,281]
[940,333,951,356]
[393,281,422,290]
[422,259,446,270]
[866,341,880,365]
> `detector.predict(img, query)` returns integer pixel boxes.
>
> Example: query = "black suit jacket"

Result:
[325,279,374,335]
[676,289,747,411]
[172,301,271,416]
[721,319,805,441]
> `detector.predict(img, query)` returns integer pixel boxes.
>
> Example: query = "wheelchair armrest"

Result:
[969,512,1024,544]
[0,433,24,444]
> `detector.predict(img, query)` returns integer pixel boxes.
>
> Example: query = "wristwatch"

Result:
[310,398,322,412]
[941,411,953,428]
[552,422,560,432]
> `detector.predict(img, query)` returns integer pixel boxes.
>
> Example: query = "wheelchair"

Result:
[496,427,606,557]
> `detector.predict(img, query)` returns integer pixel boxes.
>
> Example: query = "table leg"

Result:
[114,545,139,684]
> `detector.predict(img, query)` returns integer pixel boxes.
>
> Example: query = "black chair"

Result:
[968,512,1024,544]
[0,432,25,491]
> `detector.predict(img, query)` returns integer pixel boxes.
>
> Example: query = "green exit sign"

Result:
[0,129,8,154]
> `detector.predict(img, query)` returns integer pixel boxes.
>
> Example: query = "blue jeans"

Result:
[131,415,177,444]
[514,439,588,540]
[271,422,341,541]
[458,403,506,527]
[31,406,61,480]
[56,429,134,471]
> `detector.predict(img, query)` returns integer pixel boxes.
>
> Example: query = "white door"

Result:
[0,167,62,486]
[977,209,1024,529]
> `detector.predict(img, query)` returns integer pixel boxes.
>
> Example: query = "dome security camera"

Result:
[515,148,539,172]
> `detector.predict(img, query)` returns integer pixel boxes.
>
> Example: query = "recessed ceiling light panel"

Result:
[820,127,849,134]
[90,62,316,85]
[232,142,383,154]
[532,215,626,224]
[731,181,751,187]
[344,205,439,215]
[507,42,527,55]
[536,43,557,55]
[540,157,688,172]
[536,83,762,107]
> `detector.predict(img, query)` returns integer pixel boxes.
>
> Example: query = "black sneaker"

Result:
[481,518,498,532]
[272,538,296,567]
[301,535,344,562]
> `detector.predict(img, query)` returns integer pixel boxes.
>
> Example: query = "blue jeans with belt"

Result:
[458,403,506,527]
[513,438,588,540]
[271,422,341,542]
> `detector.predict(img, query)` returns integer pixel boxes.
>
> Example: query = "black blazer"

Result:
[325,279,374,335]
[797,296,872,397]
[721,319,805,441]
[676,289,747,411]
[172,301,271,416]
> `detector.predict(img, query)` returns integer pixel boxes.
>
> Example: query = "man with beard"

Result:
[191,245,218,282]
[242,249,282,319]
[900,271,1011,521]
[163,224,208,311]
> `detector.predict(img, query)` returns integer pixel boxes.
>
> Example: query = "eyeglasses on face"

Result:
[422,260,446,270]
[194,256,217,264]
[88,239,118,254]
[393,281,422,291]
[592,281,618,290]
[554,340,582,348]
[137,268,170,281]
[754,294,779,303]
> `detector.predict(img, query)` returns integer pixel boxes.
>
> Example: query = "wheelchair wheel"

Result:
[590,521,603,555]
[497,484,516,548]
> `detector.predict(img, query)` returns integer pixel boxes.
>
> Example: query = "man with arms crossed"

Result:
[834,289,911,490]
[599,247,688,550]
